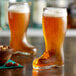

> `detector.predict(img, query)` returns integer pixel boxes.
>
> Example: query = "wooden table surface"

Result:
[0,37,76,76]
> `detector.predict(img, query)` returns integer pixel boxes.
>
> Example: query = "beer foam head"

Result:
[8,3,30,13]
[43,7,67,17]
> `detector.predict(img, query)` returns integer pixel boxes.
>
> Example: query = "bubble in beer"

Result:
[8,3,30,13]
[43,8,67,17]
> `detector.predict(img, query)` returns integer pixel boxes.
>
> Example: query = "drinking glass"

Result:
[33,7,67,69]
[8,2,37,56]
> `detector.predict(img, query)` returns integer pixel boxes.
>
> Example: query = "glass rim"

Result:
[43,7,67,9]
[43,7,67,17]
[43,7,67,12]
[9,2,29,5]
[8,2,30,13]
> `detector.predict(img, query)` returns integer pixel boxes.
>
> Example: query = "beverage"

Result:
[8,2,37,55]
[33,8,67,69]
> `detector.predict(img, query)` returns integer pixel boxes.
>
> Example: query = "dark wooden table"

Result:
[0,37,76,76]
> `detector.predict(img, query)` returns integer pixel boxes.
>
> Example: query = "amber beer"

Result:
[8,3,37,55]
[33,8,67,69]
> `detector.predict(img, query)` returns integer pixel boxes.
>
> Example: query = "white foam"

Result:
[8,4,30,13]
[43,8,67,17]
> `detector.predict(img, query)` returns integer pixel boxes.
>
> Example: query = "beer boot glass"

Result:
[33,7,67,69]
[8,2,37,55]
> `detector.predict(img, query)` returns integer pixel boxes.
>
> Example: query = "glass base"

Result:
[13,51,36,56]
[33,65,64,71]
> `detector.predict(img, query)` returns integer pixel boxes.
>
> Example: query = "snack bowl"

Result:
[0,45,13,66]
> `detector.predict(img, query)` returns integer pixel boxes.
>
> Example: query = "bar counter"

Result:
[0,36,76,76]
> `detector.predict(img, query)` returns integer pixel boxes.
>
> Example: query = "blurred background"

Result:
[0,0,75,30]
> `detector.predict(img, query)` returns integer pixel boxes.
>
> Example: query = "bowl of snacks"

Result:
[0,45,13,66]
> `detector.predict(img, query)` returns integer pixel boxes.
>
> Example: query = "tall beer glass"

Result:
[33,7,67,69]
[8,2,37,56]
